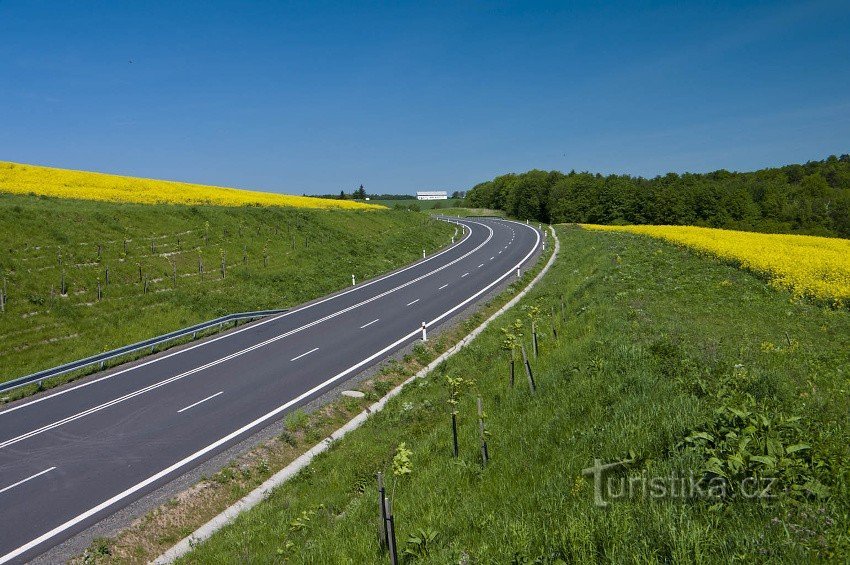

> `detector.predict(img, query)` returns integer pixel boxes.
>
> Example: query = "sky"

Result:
[1,1,849,196]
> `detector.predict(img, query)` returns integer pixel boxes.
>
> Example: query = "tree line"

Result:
[464,155,850,237]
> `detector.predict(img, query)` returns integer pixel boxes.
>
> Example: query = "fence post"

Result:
[384,497,398,565]
[477,396,489,465]
[521,344,536,392]
[377,473,389,549]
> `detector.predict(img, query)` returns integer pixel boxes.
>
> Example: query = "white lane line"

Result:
[290,347,319,362]
[490,256,494,260]
[461,272,469,278]
[0,218,480,418]
[477,263,484,268]
[359,318,380,329]
[0,219,542,565]
[405,299,420,306]
[177,392,223,414]
[0,223,497,449]
[0,467,56,495]
[498,250,502,254]
[439,284,448,290]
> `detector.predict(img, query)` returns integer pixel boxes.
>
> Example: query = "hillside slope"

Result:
[178,225,848,563]
[0,193,452,391]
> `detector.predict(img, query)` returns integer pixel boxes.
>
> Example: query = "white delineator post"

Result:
[351,274,356,286]
[516,267,521,278]
[422,249,426,258]
[421,322,427,341]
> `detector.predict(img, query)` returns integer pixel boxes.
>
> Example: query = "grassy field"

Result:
[0,161,380,209]
[178,225,849,563]
[371,198,465,210]
[0,193,453,393]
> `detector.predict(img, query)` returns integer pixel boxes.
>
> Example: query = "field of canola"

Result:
[582,224,850,304]
[0,161,381,210]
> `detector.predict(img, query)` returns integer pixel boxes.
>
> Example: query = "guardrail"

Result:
[0,308,288,394]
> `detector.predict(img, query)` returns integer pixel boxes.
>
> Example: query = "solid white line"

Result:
[439,284,448,290]
[177,392,223,414]
[359,319,379,329]
[0,218,477,418]
[290,347,319,362]
[0,223,495,448]
[0,467,56,495]
[405,299,419,306]
[461,272,469,278]
[0,219,541,565]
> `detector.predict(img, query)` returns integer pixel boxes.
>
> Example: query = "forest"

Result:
[464,155,850,237]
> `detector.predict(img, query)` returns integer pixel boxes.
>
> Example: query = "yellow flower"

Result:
[0,161,382,211]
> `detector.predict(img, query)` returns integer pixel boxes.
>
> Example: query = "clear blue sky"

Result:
[1,1,848,195]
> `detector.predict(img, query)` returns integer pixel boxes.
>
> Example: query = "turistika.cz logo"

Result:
[581,458,777,508]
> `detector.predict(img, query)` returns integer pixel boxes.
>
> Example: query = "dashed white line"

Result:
[359,318,380,329]
[477,263,484,268]
[0,467,56,495]
[439,284,448,290]
[290,347,319,362]
[177,391,224,414]
[406,299,420,306]
[490,256,494,260]
[461,272,469,278]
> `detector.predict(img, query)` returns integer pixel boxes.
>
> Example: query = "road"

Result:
[0,217,540,563]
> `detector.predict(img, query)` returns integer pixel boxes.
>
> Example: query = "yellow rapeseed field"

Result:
[582,224,850,304]
[0,161,382,210]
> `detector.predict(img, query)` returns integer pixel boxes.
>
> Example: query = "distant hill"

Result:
[0,161,380,210]
[465,154,850,237]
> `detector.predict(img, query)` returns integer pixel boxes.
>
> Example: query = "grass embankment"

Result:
[428,207,505,217]
[584,224,850,304]
[0,193,454,394]
[179,225,849,563]
[0,161,380,209]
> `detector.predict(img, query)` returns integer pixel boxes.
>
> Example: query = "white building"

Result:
[416,191,448,200]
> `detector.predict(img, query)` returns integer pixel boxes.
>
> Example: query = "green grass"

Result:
[0,193,453,391]
[179,225,849,563]
[371,198,465,210]
[427,206,505,217]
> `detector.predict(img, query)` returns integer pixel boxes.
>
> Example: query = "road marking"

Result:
[359,318,380,329]
[0,218,480,418]
[0,467,56,495]
[405,299,420,306]
[498,250,502,254]
[478,263,484,268]
[490,256,494,260]
[439,284,448,290]
[290,347,319,362]
[0,223,497,448]
[461,272,469,278]
[177,392,223,414]
[0,219,542,565]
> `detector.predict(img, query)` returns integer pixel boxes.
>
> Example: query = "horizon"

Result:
[1,1,849,195]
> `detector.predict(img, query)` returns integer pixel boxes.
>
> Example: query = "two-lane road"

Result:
[0,217,540,563]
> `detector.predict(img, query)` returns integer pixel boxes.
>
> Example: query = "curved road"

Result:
[0,217,541,563]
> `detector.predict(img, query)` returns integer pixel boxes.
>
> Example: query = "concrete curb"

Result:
[153,222,559,564]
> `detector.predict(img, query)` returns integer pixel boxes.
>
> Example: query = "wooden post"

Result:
[532,321,539,359]
[384,497,398,565]
[477,396,489,465]
[521,344,536,392]
[105,265,110,285]
[221,253,226,279]
[377,473,389,549]
[138,264,142,283]
[451,412,459,457]
[509,350,515,388]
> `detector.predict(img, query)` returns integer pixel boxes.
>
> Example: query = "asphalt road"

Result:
[0,217,541,563]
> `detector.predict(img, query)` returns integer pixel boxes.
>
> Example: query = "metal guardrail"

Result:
[0,308,288,394]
